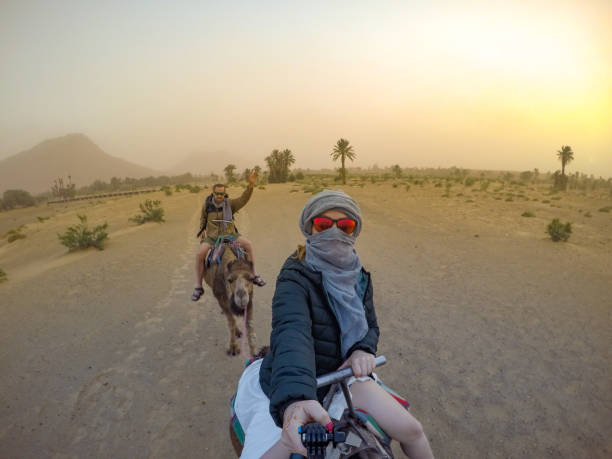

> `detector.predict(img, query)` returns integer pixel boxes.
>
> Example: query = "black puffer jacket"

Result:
[259,251,379,427]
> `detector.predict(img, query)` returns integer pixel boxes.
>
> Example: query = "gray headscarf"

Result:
[298,190,368,358]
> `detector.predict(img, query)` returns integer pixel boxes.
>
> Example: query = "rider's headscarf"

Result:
[298,189,368,358]
[207,192,233,231]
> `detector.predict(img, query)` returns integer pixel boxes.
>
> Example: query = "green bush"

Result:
[598,206,612,213]
[6,226,26,243]
[2,189,35,210]
[258,185,266,190]
[0,268,6,282]
[37,216,50,223]
[58,215,108,251]
[464,177,476,187]
[521,211,535,217]
[546,219,572,242]
[130,200,165,224]
[189,185,201,193]
[161,185,172,196]
[584,211,592,218]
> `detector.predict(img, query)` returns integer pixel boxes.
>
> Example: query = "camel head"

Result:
[225,258,254,315]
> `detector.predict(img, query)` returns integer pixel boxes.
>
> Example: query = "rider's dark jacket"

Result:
[258,249,379,427]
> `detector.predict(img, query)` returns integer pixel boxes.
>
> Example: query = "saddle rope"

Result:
[241,302,249,358]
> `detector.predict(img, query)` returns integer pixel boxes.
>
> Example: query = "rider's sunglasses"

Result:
[213,191,225,197]
[312,216,356,234]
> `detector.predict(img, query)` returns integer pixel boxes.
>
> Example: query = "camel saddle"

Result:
[206,235,247,268]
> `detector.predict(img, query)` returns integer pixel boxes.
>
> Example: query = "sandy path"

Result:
[1,183,610,458]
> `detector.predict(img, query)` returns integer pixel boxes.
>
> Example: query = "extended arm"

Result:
[230,172,257,213]
[268,277,318,427]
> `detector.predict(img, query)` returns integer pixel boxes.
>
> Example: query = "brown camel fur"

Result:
[203,246,256,356]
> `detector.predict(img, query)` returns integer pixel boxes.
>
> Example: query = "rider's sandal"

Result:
[191,286,204,301]
[252,275,266,287]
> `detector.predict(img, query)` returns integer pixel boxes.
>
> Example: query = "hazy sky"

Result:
[1,0,611,176]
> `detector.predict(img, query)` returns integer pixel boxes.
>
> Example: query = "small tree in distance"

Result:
[555,145,574,190]
[391,164,402,179]
[331,138,356,185]
[224,164,237,183]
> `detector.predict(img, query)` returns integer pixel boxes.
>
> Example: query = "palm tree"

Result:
[265,149,295,182]
[557,145,574,177]
[280,149,295,182]
[331,138,356,185]
[265,149,282,183]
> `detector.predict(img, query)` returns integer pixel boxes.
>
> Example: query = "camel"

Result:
[203,243,256,356]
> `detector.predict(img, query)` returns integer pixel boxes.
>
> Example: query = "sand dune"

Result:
[0,182,611,458]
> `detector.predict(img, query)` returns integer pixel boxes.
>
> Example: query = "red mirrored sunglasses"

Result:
[312,216,356,234]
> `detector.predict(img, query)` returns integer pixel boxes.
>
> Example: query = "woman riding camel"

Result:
[233,189,434,458]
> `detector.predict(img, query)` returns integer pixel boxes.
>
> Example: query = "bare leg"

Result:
[195,242,211,287]
[350,379,434,459]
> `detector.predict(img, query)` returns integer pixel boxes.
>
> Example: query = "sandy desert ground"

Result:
[1,180,611,458]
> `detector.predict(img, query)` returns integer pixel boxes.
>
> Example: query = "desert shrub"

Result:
[130,200,165,224]
[505,197,513,202]
[161,185,172,196]
[290,189,298,193]
[434,182,442,187]
[295,171,305,180]
[58,215,108,251]
[551,196,561,201]
[0,268,6,282]
[456,193,464,197]
[189,185,201,193]
[521,211,535,217]
[542,199,550,204]
[392,183,398,188]
[37,216,50,223]
[465,199,475,203]
[584,211,592,217]
[258,185,266,190]
[546,219,572,242]
[2,189,35,210]
[464,177,476,187]
[405,184,410,191]
[480,180,490,191]
[6,226,26,243]
[598,206,612,213]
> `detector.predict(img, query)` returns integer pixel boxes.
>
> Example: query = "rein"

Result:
[241,302,248,358]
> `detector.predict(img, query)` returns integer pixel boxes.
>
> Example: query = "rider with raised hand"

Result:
[233,190,434,458]
[191,171,265,302]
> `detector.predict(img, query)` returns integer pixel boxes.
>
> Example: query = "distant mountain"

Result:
[167,150,258,177]
[0,134,159,194]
